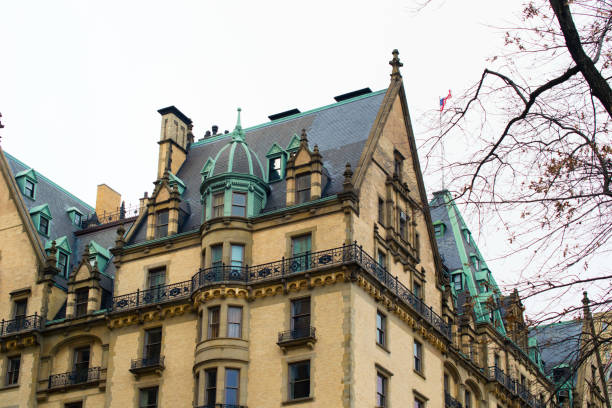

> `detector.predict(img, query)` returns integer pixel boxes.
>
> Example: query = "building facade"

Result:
[0,51,580,408]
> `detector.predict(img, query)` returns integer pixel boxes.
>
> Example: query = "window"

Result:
[224,368,240,405]
[269,157,282,181]
[291,297,311,337]
[452,274,462,291]
[231,192,247,217]
[393,152,403,179]
[144,328,162,364]
[207,306,220,339]
[296,173,311,204]
[197,311,203,342]
[13,299,27,320]
[75,288,89,317]
[494,354,500,368]
[291,234,311,272]
[414,397,425,408]
[377,251,386,269]
[434,223,443,237]
[6,355,20,385]
[24,179,35,198]
[148,268,166,289]
[73,347,90,383]
[73,211,82,227]
[205,368,217,406]
[399,211,407,240]
[464,389,471,408]
[378,198,385,225]
[413,281,422,300]
[64,403,83,408]
[230,244,244,270]
[39,215,49,235]
[139,386,159,408]
[58,251,69,277]
[211,245,223,269]
[227,306,242,338]
[414,340,423,373]
[376,371,387,407]
[289,361,310,400]
[213,193,224,217]
[444,373,449,394]
[155,210,169,238]
[376,311,386,347]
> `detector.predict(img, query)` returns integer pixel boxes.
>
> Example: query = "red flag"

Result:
[439,90,452,112]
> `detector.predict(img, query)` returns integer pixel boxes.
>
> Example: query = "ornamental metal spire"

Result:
[231,107,245,142]
[389,49,403,79]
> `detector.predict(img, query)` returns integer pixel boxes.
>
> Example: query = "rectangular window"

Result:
[289,361,310,400]
[139,386,158,408]
[414,397,425,408]
[39,216,49,235]
[444,373,449,394]
[434,224,443,237]
[65,403,83,408]
[207,306,220,339]
[295,173,311,204]
[73,346,90,383]
[291,234,311,272]
[74,212,82,227]
[211,245,223,269]
[291,297,311,338]
[394,154,403,179]
[494,354,500,368]
[464,389,471,408]
[205,368,217,406]
[144,327,162,363]
[452,274,462,291]
[24,179,35,198]
[155,210,169,238]
[269,157,282,181]
[376,371,387,407]
[227,306,242,338]
[378,198,385,225]
[224,368,240,405]
[399,211,407,240]
[13,299,27,320]
[147,267,166,289]
[213,193,224,217]
[230,244,244,269]
[6,355,20,386]
[75,288,89,317]
[58,252,69,277]
[413,281,422,300]
[377,251,386,269]
[414,340,423,373]
[231,192,247,217]
[376,311,386,347]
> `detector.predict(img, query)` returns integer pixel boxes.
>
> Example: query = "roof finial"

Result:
[232,107,245,142]
[389,49,403,79]
[0,112,4,145]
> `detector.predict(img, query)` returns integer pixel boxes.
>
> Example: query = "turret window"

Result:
[213,193,224,217]
[211,245,223,269]
[296,173,311,204]
[231,245,244,269]
[231,192,247,217]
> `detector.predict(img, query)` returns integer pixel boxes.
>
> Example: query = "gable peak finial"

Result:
[300,128,308,143]
[232,107,245,142]
[389,49,403,79]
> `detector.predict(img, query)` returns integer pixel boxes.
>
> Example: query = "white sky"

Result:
[5,0,601,317]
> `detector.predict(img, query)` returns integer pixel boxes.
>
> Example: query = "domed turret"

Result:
[200,108,269,220]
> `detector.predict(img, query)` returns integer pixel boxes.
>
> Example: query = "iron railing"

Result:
[111,280,191,312]
[488,366,545,407]
[48,367,101,388]
[111,243,451,340]
[0,314,42,337]
[445,392,463,408]
[278,326,316,344]
[130,355,164,371]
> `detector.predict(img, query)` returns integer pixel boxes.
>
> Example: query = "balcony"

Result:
[111,243,451,340]
[277,326,316,351]
[130,355,165,376]
[0,314,42,337]
[48,367,101,389]
[445,392,462,408]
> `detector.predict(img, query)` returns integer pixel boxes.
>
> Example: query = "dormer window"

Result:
[231,192,247,217]
[156,210,169,238]
[58,251,69,277]
[269,157,282,182]
[74,212,82,227]
[433,221,446,238]
[39,216,50,236]
[296,173,311,204]
[452,273,462,291]
[24,179,35,198]
[67,207,84,228]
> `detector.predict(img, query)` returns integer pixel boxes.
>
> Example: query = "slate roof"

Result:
[130,89,386,243]
[530,320,583,385]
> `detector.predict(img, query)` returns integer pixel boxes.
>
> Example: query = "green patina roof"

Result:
[15,167,37,181]
[168,172,186,195]
[266,142,285,157]
[30,203,52,218]
[45,236,71,253]
[89,241,111,259]
[286,134,301,151]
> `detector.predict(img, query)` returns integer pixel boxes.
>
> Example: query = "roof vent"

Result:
[268,108,301,121]
[333,88,372,102]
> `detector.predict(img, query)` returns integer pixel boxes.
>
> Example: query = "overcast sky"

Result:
[4,1,602,316]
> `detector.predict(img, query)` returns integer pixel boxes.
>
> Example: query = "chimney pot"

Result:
[212,125,218,135]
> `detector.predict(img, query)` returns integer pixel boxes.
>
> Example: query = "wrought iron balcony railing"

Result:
[489,366,516,394]
[48,367,101,389]
[130,355,165,372]
[277,326,316,344]
[111,281,191,312]
[0,314,42,337]
[111,243,451,340]
[445,392,462,408]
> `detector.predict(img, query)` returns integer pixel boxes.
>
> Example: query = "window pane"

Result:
[269,157,282,181]
[227,306,242,338]
[231,192,247,217]
[291,298,310,332]
[289,361,310,399]
[213,193,224,217]
[376,312,385,346]
[377,373,386,407]
[208,307,220,339]
[7,356,20,385]
[225,369,239,405]
[231,245,244,267]
[205,368,217,405]
[296,173,311,203]
[211,245,223,266]
[39,217,49,234]
[139,387,158,408]
[14,300,27,319]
